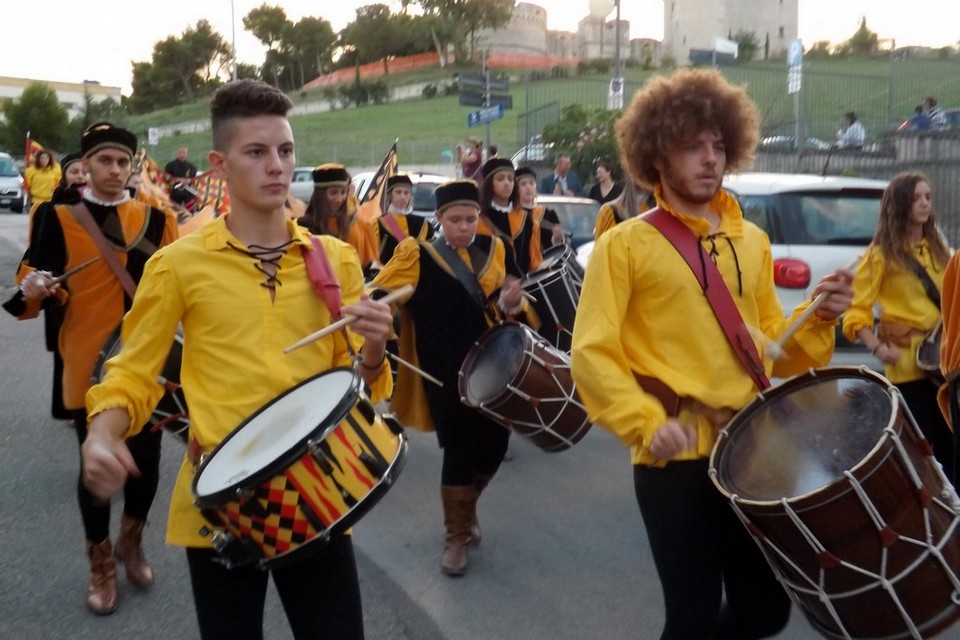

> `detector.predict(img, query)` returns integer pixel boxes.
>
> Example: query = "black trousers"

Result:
[634,460,791,640]
[897,379,955,485]
[74,411,162,542]
[186,534,364,640]
[435,410,510,486]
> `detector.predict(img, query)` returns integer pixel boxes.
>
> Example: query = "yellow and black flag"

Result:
[356,140,398,223]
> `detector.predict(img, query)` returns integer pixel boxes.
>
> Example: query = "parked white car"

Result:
[0,152,25,213]
[576,172,889,364]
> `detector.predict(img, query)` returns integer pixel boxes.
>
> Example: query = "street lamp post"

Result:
[588,0,623,110]
[231,0,238,81]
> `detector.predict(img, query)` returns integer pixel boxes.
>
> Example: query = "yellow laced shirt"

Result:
[842,241,944,383]
[87,216,392,547]
[571,187,837,465]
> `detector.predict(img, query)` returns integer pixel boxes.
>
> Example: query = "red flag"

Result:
[356,140,398,223]
[24,132,44,165]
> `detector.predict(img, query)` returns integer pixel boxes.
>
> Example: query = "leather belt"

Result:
[634,373,736,429]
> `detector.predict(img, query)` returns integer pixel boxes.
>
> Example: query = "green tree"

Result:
[243,4,291,87]
[341,4,405,74]
[415,0,513,62]
[287,17,337,87]
[732,30,760,63]
[835,17,879,57]
[807,40,833,59]
[1,82,70,151]
[127,20,231,112]
[540,104,622,181]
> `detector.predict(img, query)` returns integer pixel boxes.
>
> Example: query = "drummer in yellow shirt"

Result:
[571,68,854,640]
[80,79,392,640]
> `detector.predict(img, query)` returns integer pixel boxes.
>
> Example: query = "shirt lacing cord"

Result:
[227,240,296,290]
[698,232,744,296]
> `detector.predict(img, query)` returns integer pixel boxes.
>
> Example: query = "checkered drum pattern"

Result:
[206,401,401,561]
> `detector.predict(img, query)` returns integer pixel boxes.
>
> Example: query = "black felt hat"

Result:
[387,174,413,192]
[59,151,82,172]
[311,163,351,187]
[482,157,514,178]
[435,180,480,213]
[514,166,537,181]
[81,122,137,158]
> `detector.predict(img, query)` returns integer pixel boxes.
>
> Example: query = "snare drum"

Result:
[93,327,188,441]
[521,265,579,353]
[192,368,407,569]
[459,322,592,452]
[710,367,960,639]
[540,243,585,287]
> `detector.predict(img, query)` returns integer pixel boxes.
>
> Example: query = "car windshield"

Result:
[411,181,441,213]
[0,158,19,177]
[545,201,599,246]
[739,190,881,245]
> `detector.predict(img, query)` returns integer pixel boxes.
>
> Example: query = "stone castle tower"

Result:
[662,0,799,63]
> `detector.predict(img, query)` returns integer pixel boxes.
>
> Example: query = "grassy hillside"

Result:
[124,57,960,171]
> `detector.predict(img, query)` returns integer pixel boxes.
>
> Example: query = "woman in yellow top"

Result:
[25,150,62,211]
[592,180,656,241]
[842,171,953,482]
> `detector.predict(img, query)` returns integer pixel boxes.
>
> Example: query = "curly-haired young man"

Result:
[571,68,855,639]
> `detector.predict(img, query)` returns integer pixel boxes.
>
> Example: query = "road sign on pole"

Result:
[467,103,505,128]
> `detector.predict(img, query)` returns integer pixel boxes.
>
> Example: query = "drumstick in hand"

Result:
[387,352,443,387]
[49,257,100,286]
[284,285,413,354]
[766,255,860,360]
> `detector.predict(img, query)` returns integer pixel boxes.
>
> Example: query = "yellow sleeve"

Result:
[594,204,616,241]
[570,230,667,451]
[86,251,183,436]
[370,237,420,296]
[753,235,836,375]
[942,253,960,375]
[842,246,884,342]
[329,237,393,402]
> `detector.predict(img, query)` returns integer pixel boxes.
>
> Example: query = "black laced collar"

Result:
[227,239,296,291]
[698,232,744,297]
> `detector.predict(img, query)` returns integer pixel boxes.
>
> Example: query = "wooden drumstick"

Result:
[387,352,443,387]
[48,257,100,286]
[767,255,861,360]
[283,285,414,354]
[520,290,538,304]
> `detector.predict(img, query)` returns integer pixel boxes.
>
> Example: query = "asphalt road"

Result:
[0,210,955,640]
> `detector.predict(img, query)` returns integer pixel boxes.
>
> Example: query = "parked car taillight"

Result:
[773,258,811,289]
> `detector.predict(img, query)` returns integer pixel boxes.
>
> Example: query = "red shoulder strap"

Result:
[642,208,770,391]
[301,236,343,320]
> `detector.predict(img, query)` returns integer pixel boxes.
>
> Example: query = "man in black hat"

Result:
[18,121,179,616]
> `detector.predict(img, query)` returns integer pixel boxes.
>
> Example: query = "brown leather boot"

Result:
[114,515,155,588]
[469,473,495,547]
[86,539,119,615]
[441,485,477,577]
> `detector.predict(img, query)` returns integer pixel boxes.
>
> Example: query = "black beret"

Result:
[81,122,137,158]
[59,151,83,172]
[435,180,480,213]
[482,157,514,178]
[312,163,351,187]
[387,174,413,192]
[514,166,537,181]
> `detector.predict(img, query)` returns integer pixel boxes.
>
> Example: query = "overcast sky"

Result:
[3,0,955,93]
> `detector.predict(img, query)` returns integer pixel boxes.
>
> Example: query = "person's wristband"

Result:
[359,354,386,371]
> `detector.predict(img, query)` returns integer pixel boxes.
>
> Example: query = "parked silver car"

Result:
[0,152,25,213]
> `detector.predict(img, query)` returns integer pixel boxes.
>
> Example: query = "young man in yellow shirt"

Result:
[571,69,855,639]
[79,80,393,640]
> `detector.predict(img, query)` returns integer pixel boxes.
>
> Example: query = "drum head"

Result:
[462,324,528,405]
[522,266,566,287]
[715,372,893,501]
[194,369,358,499]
